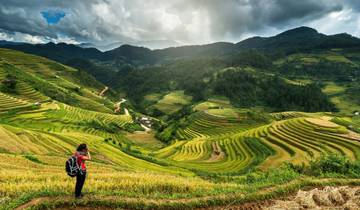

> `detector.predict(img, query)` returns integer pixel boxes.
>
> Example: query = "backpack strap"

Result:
[74,155,83,175]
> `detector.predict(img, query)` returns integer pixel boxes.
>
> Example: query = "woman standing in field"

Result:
[74,143,91,198]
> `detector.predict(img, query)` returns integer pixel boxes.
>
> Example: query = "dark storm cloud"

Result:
[182,0,344,41]
[0,0,358,47]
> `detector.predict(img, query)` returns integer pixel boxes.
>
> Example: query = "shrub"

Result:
[123,123,144,133]
[289,154,360,178]
[155,123,177,143]
[242,166,300,185]
[86,120,119,133]
[1,74,17,93]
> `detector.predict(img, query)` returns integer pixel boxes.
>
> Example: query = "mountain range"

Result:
[1,26,359,65]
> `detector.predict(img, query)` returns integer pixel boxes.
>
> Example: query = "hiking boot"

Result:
[75,194,83,199]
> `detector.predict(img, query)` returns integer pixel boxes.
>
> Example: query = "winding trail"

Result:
[113,98,149,131]
[98,86,108,97]
[124,108,129,116]
[114,98,127,113]
[14,197,51,210]
[141,123,151,132]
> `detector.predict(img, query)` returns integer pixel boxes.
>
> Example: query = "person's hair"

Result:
[77,143,88,152]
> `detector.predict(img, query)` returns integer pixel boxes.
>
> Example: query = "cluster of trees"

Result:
[1,74,17,93]
[66,58,117,85]
[279,59,358,81]
[264,80,337,112]
[112,58,225,105]
[110,51,272,106]
[213,69,337,112]
[346,83,360,104]
[155,106,193,143]
[224,50,272,69]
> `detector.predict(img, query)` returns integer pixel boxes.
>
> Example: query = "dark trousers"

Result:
[75,171,86,197]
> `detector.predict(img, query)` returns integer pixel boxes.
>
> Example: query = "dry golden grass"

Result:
[305,118,339,128]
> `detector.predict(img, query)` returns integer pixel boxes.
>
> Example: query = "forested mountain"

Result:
[1,26,360,113]
[2,26,360,65]
[1,42,104,62]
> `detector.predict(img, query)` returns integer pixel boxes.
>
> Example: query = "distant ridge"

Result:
[1,26,359,64]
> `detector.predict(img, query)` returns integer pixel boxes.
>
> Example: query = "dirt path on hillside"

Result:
[14,197,51,210]
[114,98,127,113]
[206,142,224,162]
[98,86,109,97]
[124,108,129,116]
[140,123,151,132]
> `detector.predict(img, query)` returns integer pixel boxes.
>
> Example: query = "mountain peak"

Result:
[276,26,318,37]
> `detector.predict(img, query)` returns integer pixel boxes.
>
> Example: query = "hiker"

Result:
[74,143,91,198]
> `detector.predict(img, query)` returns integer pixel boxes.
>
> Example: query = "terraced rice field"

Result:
[54,103,132,127]
[157,115,360,175]
[0,48,114,113]
[193,98,232,111]
[0,100,193,178]
[0,66,46,102]
[0,76,47,112]
[176,111,252,140]
[242,118,360,167]
[271,111,309,120]
[152,91,193,114]
[332,116,360,133]
[0,101,132,142]
[0,92,30,112]
[11,81,49,102]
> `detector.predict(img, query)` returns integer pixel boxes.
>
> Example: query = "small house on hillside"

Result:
[139,116,153,128]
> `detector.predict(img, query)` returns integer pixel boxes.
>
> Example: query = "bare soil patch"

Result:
[15,197,50,210]
[206,142,225,162]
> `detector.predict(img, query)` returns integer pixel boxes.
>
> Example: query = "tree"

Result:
[1,74,17,92]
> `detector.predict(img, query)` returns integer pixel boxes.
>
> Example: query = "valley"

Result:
[1,26,360,209]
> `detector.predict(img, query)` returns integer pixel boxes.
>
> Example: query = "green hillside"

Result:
[0,48,115,113]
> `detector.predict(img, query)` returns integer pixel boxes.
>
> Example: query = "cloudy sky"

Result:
[0,0,359,49]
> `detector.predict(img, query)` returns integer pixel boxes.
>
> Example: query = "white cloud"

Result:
[23,34,45,44]
[50,36,79,44]
[0,31,13,41]
[308,8,360,37]
[0,0,358,48]
[0,30,79,44]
